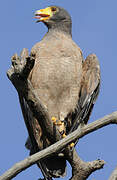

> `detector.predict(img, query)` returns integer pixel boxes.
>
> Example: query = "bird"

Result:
[19,5,100,180]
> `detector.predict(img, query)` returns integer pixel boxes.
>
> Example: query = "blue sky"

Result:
[0,0,117,179]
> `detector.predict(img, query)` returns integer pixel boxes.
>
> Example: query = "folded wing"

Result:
[70,54,100,133]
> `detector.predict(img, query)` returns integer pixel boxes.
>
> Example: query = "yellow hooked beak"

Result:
[35,7,53,22]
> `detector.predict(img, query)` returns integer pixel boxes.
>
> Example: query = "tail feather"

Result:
[25,137,66,179]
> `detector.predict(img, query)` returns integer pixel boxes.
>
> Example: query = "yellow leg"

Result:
[52,117,74,148]
[52,117,63,126]
[51,116,57,124]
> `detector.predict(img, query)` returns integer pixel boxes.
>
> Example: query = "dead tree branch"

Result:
[1,111,117,180]
[4,49,117,180]
[7,49,60,142]
[108,166,117,180]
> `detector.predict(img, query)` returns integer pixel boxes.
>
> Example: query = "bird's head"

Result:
[34,6,72,35]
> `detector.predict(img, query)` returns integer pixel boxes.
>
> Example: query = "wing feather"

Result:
[70,54,100,133]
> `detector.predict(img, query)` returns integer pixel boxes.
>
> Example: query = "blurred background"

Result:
[0,0,117,179]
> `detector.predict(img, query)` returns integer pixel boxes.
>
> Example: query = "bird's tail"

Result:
[25,137,66,179]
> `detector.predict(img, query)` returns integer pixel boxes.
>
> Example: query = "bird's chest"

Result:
[30,38,83,108]
[31,44,81,91]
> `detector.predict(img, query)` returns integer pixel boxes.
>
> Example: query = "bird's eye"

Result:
[51,7,57,12]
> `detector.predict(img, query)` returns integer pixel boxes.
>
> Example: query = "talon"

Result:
[70,142,74,148]
[62,133,66,138]
[51,117,57,124]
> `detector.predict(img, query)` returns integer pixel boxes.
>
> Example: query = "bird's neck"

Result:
[45,20,72,37]
[43,29,72,42]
